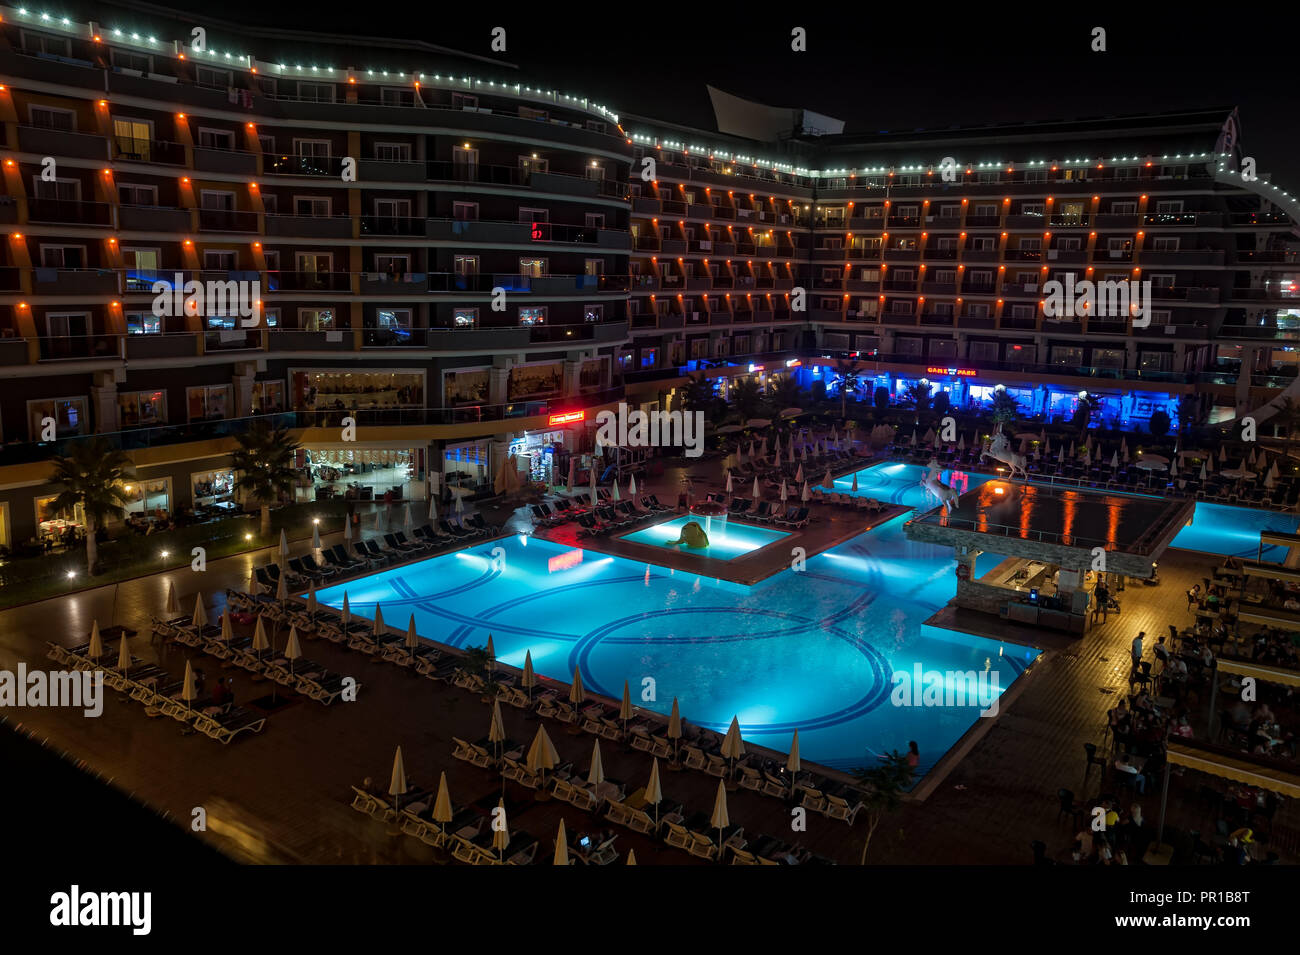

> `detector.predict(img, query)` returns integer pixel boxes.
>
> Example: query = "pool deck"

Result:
[2,459,1297,865]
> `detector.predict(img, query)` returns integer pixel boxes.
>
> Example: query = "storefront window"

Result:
[192,469,235,504]
[1050,346,1084,366]
[445,440,490,496]
[454,308,478,328]
[1092,348,1125,369]
[27,398,89,440]
[305,447,419,502]
[123,478,171,518]
[291,370,424,411]
[252,380,286,414]
[35,495,84,541]
[509,429,568,485]
[519,307,546,327]
[187,385,232,421]
[118,390,167,429]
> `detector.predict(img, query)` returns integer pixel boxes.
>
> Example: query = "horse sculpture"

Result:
[980,431,1029,480]
[920,459,960,515]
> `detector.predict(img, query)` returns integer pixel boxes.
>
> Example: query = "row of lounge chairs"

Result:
[153,609,358,706]
[45,639,267,744]
[808,487,886,513]
[574,497,673,537]
[351,784,543,865]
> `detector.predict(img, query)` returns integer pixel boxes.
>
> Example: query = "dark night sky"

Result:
[94,3,1300,183]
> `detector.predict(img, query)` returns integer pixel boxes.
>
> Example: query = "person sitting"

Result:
[1114,753,1147,794]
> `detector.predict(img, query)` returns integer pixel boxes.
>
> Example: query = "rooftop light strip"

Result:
[6,6,615,122]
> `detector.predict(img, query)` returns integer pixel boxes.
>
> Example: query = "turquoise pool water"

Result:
[1170,503,1298,561]
[314,494,1032,775]
[836,461,989,507]
[620,514,790,560]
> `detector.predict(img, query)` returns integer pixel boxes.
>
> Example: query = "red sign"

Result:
[548,550,583,572]
[548,410,585,426]
[531,222,547,241]
[926,366,978,377]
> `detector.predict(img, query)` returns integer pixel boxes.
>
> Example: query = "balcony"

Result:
[266,214,353,238]
[199,208,259,233]
[360,215,427,237]
[39,335,120,361]
[28,198,112,225]
[265,155,347,178]
[31,268,120,295]
[18,125,107,160]
[1000,316,1039,330]
[119,204,190,231]
[265,270,354,293]
[358,159,427,184]
[111,138,187,165]
[358,272,431,295]
[962,249,998,263]
[193,147,259,175]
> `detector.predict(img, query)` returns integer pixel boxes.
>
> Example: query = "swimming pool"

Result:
[835,461,989,507]
[619,515,790,561]
[1170,503,1298,561]
[313,502,1035,775]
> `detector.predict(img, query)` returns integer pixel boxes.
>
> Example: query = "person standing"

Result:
[1094,579,1110,623]
[1131,631,1144,670]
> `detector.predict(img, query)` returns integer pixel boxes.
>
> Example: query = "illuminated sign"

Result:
[785,359,801,368]
[531,221,547,241]
[748,363,765,372]
[548,549,583,572]
[926,366,978,377]
[548,410,585,426]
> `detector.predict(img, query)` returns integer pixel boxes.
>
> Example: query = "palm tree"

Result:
[231,421,300,537]
[989,389,1019,431]
[833,360,864,419]
[853,750,915,863]
[681,372,714,416]
[48,438,134,576]
[731,377,764,421]
[769,374,803,412]
[1073,394,1099,437]
[904,380,933,412]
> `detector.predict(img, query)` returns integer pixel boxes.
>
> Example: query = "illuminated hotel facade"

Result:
[0,4,1296,545]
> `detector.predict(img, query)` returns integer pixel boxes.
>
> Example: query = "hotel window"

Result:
[374,254,410,275]
[1139,351,1173,371]
[1010,305,1034,320]
[118,183,157,206]
[967,303,990,318]
[454,255,479,275]
[186,385,232,421]
[896,337,923,356]
[1113,167,1139,179]
[1020,203,1045,217]
[977,171,999,183]
[855,299,879,318]
[896,175,919,187]
[930,337,957,357]
[820,297,841,310]
[453,201,479,221]
[824,333,850,349]
[1092,348,1125,368]
[974,204,998,218]
[585,163,606,181]
[22,30,72,57]
[39,245,86,268]
[298,82,335,103]
[1107,238,1133,255]
[1155,200,1184,214]
[1149,309,1171,326]
[970,237,995,251]
[35,495,83,536]
[896,205,918,218]
[617,351,633,370]
[1050,346,1083,365]
[374,142,411,163]
[1158,165,1187,179]
[452,93,478,109]
[931,304,955,319]
[113,117,152,160]
[968,341,998,362]
[1111,201,1137,215]
[453,308,479,328]
[256,77,277,98]
[262,308,279,328]
[712,339,728,357]
[261,195,278,215]
[118,390,167,428]
[33,177,79,201]
[641,348,658,368]
[380,87,415,107]
[374,308,412,335]
[195,66,232,89]
[1056,237,1082,251]
[939,205,961,218]
[519,106,549,122]
[586,121,606,134]
[204,250,236,271]
[968,270,993,286]
[733,334,750,353]
[933,269,956,284]
[1018,237,1042,250]
[28,397,89,439]
[584,305,603,323]
[295,139,331,161]
[690,339,708,359]
[584,259,604,276]
[893,268,915,282]
[519,258,548,277]
[294,196,331,217]
[1152,237,1180,251]
[585,213,605,229]
[889,300,914,314]
[519,206,548,224]
[299,308,335,331]
[936,237,959,251]
[1149,273,1176,289]
[125,311,161,335]
[1025,169,1047,183]
[30,104,76,130]
[374,197,411,218]
[518,307,546,327]
[198,128,235,150]
[824,207,846,226]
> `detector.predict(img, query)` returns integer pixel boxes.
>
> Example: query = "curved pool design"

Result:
[315,477,1032,775]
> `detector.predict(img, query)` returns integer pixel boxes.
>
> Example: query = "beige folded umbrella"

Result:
[116,632,131,672]
[568,666,585,706]
[311,523,322,563]
[619,680,634,733]
[489,699,506,761]
[553,818,570,866]
[646,757,664,826]
[181,659,197,714]
[626,848,637,866]
[307,583,318,617]
[388,745,407,813]
[219,611,233,647]
[432,771,453,833]
[822,468,833,490]
[527,724,560,783]
[787,730,802,797]
[629,474,638,496]
[165,581,180,616]
[851,471,859,493]
[493,798,510,862]
[88,620,103,661]
[275,571,288,602]
[710,779,731,849]
[587,739,606,792]
[521,650,537,704]
[341,592,351,629]
[278,528,289,567]
[371,602,385,637]
[721,715,746,775]
[284,625,302,677]
[191,594,207,629]
[252,616,269,663]
[752,476,760,500]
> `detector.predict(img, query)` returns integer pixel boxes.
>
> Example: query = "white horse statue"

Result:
[981,431,1029,479]
[920,458,959,514]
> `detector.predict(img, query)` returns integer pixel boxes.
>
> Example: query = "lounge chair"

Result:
[385,532,422,553]
[824,791,865,825]
[191,705,266,744]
